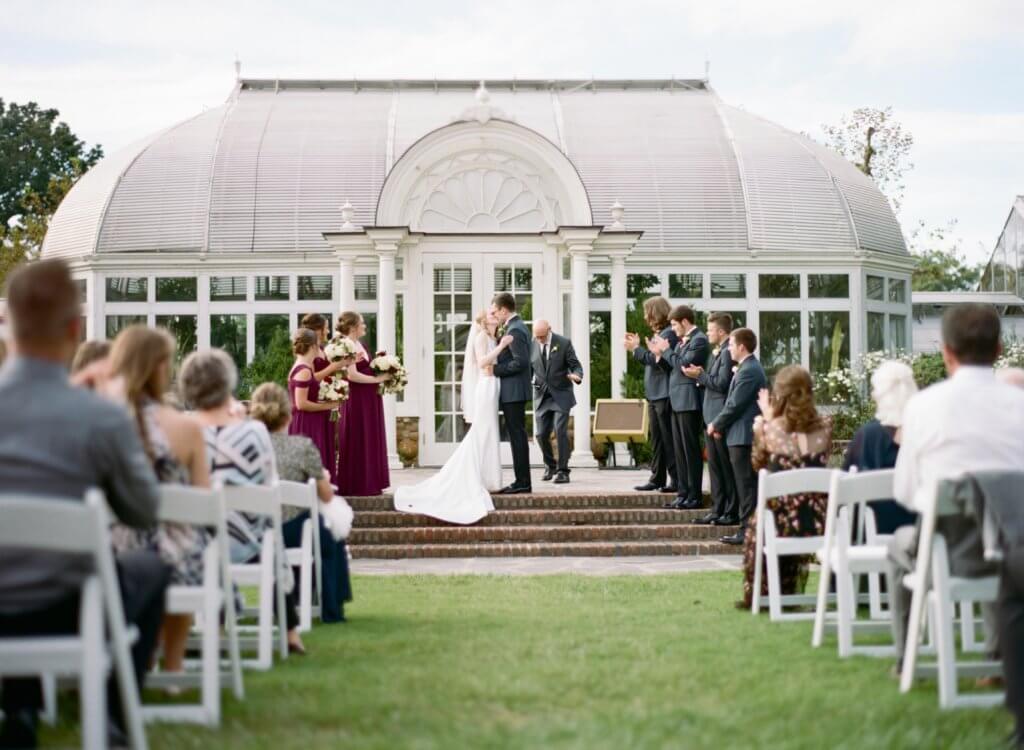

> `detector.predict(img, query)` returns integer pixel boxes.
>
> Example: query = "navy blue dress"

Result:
[842,419,917,534]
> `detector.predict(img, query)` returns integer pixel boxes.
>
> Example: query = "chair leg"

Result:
[932,591,959,709]
[80,583,106,750]
[299,522,313,633]
[201,592,220,725]
[836,568,855,658]
[40,673,57,727]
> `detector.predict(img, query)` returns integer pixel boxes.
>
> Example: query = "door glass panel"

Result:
[432,263,473,444]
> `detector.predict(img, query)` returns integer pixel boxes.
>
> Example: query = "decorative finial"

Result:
[609,200,626,231]
[476,80,490,105]
[454,81,513,125]
[340,200,356,231]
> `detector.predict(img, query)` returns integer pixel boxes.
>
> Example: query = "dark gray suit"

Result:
[532,333,582,475]
[494,315,533,488]
[633,325,678,488]
[696,346,737,517]
[664,328,710,503]
[712,355,767,521]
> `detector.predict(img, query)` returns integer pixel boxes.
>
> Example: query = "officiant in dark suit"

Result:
[531,320,583,484]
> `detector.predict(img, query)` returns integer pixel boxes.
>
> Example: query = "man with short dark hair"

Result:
[490,292,533,493]
[0,259,168,748]
[707,327,767,544]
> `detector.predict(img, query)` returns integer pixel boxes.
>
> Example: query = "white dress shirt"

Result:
[894,366,1024,513]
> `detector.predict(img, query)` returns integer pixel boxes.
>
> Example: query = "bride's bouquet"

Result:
[324,335,359,363]
[370,351,408,396]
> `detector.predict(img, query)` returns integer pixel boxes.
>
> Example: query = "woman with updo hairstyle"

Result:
[740,364,833,608]
[335,311,391,496]
[288,327,339,485]
[251,383,354,622]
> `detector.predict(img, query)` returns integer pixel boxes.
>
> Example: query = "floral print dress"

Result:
[741,415,833,608]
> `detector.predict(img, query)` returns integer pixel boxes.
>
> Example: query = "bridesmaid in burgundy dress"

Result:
[294,314,349,481]
[288,328,343,483]
[335,311,392,496]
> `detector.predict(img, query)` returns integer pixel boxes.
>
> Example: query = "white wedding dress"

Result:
[393,327,501,524]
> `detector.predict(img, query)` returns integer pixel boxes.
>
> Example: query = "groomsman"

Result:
[531,320,583,484]
[624,297,678,493]
[651,305,708,510]
[706,327,767,544]
[684,312,738,526]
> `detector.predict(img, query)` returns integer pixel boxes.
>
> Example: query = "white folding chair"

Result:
[142,484,244,726]
[224,483,289,669]
[899,487,1002,709]
[0,491,148,750]
[280,479,323,633]
[751,467,835,621]
[812,470,897,657]
[863,505,893,620]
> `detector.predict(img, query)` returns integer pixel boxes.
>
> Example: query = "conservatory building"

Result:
[42,77,914,466]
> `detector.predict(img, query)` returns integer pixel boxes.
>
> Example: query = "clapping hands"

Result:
[649,334,671,354]
[757,388,774,421]
[623,332,640,352]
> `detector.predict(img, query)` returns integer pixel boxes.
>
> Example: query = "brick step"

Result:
[349,523,737,546]
[354,508,716,528]
[348,492,710,512]
[351,540,737,559]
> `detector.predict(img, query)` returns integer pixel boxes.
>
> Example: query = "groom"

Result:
[491,293,533,494]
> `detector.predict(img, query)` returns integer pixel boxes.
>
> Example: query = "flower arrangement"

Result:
[324,335,359,363]
[319,374,350,404]
[370,351,409,396]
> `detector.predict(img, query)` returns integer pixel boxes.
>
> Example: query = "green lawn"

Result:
[47,572,1008,749]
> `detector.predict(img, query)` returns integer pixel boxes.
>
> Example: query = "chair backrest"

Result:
[279,479,317,512]
[0,491,105,554]
[158,484,227,527]
[759,467,835,502]
[833,469,896,508]
[224,483,282,519]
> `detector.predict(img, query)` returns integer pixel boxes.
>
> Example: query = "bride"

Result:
[394,309,513,524]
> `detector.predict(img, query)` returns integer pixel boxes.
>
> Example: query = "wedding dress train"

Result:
[393,329,501,524]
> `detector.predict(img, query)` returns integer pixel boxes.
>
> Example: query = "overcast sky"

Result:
[4,0,1022,263]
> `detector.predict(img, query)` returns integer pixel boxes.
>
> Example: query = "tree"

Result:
[820,106,913,212]
[908,219,984,292]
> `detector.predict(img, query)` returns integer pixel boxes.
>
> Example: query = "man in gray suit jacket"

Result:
[652,305,709,509]
[0,260,168,747]
[491,293,533,493]
[707,327,767,544]
[684,312,738,525]
[531,320,583,483]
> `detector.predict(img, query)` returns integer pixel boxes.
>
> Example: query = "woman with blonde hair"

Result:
[843,360,919,533]
[106,324,210,674]
[742,365,833,608]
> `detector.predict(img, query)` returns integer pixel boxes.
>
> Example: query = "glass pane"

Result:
[562,293,572,337]
[809,311,850,377]
[105,315,145,338]
[710,274,746,299]
[395,294,405,403]
[434,355,453,382]
[590,311,612,408]
[455,415,470,442]
[759,311,800,379]
[453,266,472,293]
[433,266,452,293]
[518,295,533,323]
[74,279,87,303]
[719,310,746,329]
[888,279,907,304]
[298,275,333,301]
[434,294,454,320]
[211,276,247,301]
[255,276,289,301]
[354,274,377,301]
[627,274,660,298]
[808,274,850,298]
[295,312,332,332]
[434,385,455,412]
[454,354,465,381]
[589,273,611,298]
[669,273,703,298]
[889,314,908,352]
[434,414,454,443]
[362,313,377,353]
[210,314,247,371]
[434,323,451,353]
[866,275,884,301]
[493,267,513,293]
[453,294,472,320]
[155,315,197,363]
[562,255,571,280]
[105,277,147,302]
[454,324,471,354]
[758,274,799,299]
[515,267,533,290]
[255,314,290,356]
[867,312,885,352]
[156,277,196,302]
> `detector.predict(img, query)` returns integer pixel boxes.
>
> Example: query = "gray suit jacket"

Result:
[531,333,582,415]
[664,328,709,413]
[713,355,768,447]
[0,357,160,614]
[493,315,533,405]
[697,345,734,424]
[633,325,677,402]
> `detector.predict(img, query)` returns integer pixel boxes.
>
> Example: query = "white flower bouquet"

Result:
[324,335,359,363]
[370,351,408,396]
[319,374,350,404]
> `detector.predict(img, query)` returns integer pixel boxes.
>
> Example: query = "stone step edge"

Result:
[353,509,718,526]
[351,540,738,558]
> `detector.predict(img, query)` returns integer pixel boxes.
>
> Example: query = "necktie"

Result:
[542,343,549,366]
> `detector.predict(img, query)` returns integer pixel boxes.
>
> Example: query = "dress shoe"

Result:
[0,709,38,749]
[681,498,702,510]
[634,482,660,491]
[720,532,744,545]
[288,641,308,656]
[712,515,739,526]
[542,468,556,481]
[664,497,689,510]
[659,485,678,494]
[500,484,532,494]
[693,512,718,525]
[107,721,130,750]
[553,472,569,484]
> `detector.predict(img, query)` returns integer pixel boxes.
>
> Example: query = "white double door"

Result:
[419,250,550,467]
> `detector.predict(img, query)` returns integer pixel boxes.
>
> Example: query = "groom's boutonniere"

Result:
[497,325,507,337]
[731,365,739,375]
[551,345,559,353]
[712,346,721,357]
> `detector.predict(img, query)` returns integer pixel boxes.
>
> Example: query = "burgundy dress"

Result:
[337,356,390,496]
[287,360,336,484]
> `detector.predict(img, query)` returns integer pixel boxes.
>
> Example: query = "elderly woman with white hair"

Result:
[842,360,919,533]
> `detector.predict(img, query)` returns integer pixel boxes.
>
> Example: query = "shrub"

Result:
[238,328,293,399]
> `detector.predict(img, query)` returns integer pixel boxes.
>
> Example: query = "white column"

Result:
[610,252,628,399]
[86,270,103,340]
[376,248,402,471]
[197,272,210,351]
[338,257,355,313]
[569,246,598,468]
[849,268,864,364]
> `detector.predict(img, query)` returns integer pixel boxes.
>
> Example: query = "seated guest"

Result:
[178,349,308,655]
[0,260,168,748]
[843,360,918,534]
[707,328,767,544]
[888,304,1024,675]
[251,383,354,622]
[106,325,211,676]
[740,365,832,608]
